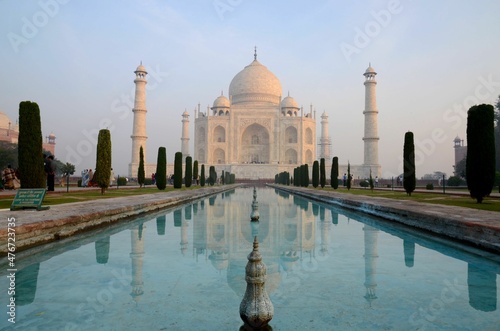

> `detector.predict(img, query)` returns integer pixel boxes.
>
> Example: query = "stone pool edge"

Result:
[269,184,500,254]
[0,185,240,255]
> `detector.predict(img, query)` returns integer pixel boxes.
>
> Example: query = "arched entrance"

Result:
[240,123,270,164]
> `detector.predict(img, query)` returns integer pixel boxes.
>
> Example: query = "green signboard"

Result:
[10,189,50,211]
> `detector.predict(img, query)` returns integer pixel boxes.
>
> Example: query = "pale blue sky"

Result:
[1,0,499,178]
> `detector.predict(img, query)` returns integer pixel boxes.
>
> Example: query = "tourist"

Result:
[375,176,379,187]
[343,173,347,187]
[45,155,56,191]
[2,164,17,190]
[110,168,115,187]
[152,173,156,185]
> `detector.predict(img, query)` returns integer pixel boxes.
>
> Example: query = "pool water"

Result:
[1,187,498,330]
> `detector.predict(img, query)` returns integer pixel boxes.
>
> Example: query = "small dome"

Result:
[48,132,56,138]
[454,135,461,142]
[365,64,376,74]
[229,59,282,106]
[135,63,147,73]
[213,95,230,108]
[182,110,189,116]
[281,95,299,109]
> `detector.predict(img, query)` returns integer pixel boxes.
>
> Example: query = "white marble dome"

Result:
[213,94,230,108]
[365,65,376,74]
[135,64,147,73]
[281,95,299,109]
[229,59,282,105]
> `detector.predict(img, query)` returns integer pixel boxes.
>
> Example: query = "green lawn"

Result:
[314,187,500,212]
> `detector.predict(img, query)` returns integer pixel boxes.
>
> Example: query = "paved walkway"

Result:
[1,184,499,256]
[0,185,239,255]
[270,185,500,253]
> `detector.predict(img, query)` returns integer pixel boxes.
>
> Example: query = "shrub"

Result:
[174,152,183,188]
[18,101,45,188]
[117,177,127,186]
[359,180,369,188]
[426,183,434,190]
[77,179,82,187]
[95,129,112,194]
[155,147,167,190]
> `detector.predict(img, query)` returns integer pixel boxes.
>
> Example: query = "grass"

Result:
[314,186,500,212]
[0,185,201,209]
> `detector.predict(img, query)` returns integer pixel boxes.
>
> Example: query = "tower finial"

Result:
[369,62,371,67]
[254,46,257,60]
[140,60,142,65]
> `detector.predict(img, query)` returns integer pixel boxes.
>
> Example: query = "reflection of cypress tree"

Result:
[312,204,319,216]
[15,263,40,306]
[403,240,415,268]
[468,264,497,312]
[193,203,198,215]
[95,236,111,264]
[185,205,192,220]
[174,209,182,227]
[138,223,144,240]
[200,200,205,209]
[319,206,325,221]
[209,196,216,206]
[331,211,338,225]
[156,215,166,235]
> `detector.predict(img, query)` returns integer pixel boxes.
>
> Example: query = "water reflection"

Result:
[3,187,499,330]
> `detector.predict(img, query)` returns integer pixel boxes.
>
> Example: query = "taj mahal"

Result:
[128,50,380,180]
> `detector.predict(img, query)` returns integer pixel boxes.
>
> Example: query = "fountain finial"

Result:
[240,236,274,328]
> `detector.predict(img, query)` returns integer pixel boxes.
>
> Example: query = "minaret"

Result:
[363,64,380,177]
[181,110,190,158]
[129,63,148,177]
[363,224,379,306]
[318,111,331,160]
[130,224,145,303]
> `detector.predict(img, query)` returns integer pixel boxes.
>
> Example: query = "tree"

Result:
[95,129,112,194]
[209,166,216,186]
[193,160,199,185]
[331,156,339,189]
[61,162,75,193]
[185,156,192,188]
[138,146,145,187]
[174,152,183,189]
[320,158,326,188]
[0,142,18,169]
[495,96,500,172]
[200,164,206,186]
[155,147,167,190]
[369,169,374,191]
[403,131,416,196]
[466,104,495,203]
[312,160,319,188]
[303,164,309,187]
[18,101,45,188]
[455,158,466,178]
[347,162,352,190]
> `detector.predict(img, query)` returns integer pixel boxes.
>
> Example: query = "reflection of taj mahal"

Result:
[129,50,381,179]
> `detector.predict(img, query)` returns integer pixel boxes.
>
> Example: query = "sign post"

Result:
[10,189,50,211]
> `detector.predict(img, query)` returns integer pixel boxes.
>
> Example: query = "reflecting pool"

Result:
[1,187,499,330]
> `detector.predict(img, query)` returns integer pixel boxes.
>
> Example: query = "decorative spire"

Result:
[254,46,257,60]
[239,236,274,328]
[221,90,224,96]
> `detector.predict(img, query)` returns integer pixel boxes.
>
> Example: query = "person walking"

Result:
[45,155,56,191]
[2,164,17,190]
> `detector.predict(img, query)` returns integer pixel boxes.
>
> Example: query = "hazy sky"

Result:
[1,0,499,178]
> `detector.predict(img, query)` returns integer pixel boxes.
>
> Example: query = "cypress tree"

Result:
[466,104,495,203]
[403,131,416,196]
[18,101,45,188]
[369,169,374,191]
[138,146,145,187]
[209,166,216,186]
[312,160,319,188]
[200,164,206,186]
[174,152,182,188]
[95,129,112,194]
[185,156,192,188]
[155,147,167,190]
[331,156,339,189]
[320,158,326,188]
[304,164,309,187]
[347,162,352,190]
[193,160,199,185]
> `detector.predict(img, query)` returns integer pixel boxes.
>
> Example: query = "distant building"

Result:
[0,111,56,156]
[453,135,466,176]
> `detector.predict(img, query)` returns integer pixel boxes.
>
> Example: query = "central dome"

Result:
[229,59,282,106]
